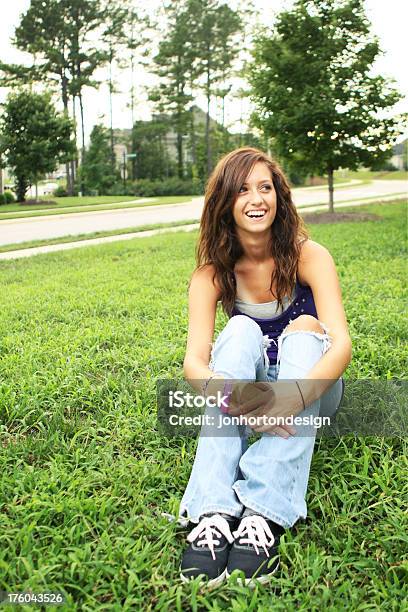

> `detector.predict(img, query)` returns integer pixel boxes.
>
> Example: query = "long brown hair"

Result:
[196,147,308,316]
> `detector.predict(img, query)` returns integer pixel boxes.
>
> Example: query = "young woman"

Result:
[178,147,351,587]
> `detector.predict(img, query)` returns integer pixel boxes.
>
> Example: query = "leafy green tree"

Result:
[149,1,195,179]
[150,0,242,178]
[249,0,405,211]
[5,0,76,193]
[131,118,176,180]
[2,0,111,194]
[190,0,242,175]
[0,91,75,202]
[101,2,132,170]
[100,1,150,175]
[80,125,118,194]
[64,0,108,185]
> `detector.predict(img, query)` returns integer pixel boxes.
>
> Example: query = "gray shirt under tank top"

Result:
[235,287,296,319]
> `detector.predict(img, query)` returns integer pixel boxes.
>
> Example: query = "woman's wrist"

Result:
[296,379,326,408]
[295,381,306,410]
[203,373,226,398]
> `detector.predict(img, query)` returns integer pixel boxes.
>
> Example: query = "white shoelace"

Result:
[187,515,235,561]
[232,515,275,557]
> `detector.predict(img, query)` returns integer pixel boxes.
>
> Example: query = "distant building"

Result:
[0,165,14,191]
[114,143,127,177]
[391,139,407,170]
[113,105,257,169]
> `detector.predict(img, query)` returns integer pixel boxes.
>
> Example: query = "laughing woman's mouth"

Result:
[245,209,268,219]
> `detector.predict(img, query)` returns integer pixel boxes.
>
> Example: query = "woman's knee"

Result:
[224,314,263,339]
[211,315,262,361]
[282,314,325,335]
[277,315,333,370]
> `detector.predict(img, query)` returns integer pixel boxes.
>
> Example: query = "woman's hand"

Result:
[227,381,305,438]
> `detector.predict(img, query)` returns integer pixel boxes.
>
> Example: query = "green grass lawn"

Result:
[0,195,194,219]
[0,202,406,609]
[334,169,407,181]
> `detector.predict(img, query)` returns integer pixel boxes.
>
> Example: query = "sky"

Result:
[1,0,407,144]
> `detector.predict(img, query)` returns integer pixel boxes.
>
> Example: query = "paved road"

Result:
[0,180,405,247]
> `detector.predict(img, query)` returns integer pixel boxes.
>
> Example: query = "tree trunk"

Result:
[72,96,78,176]
[129,25,136,180]
[69,95,76,190]
[205,41,212,176]
[189,101,197,172]
[177,129,183,179]
[206,78,211,176]
[130,51,135,128]
[0,156,3,195]
[70,159,76,193]
[61,75,73,196]
[221,95,228,151]
[327,166,334,213]
[16,175,28,202]
[131,128,137,180]
[78,90,86,195]
[35,181,38,202]
[109,52,115,173]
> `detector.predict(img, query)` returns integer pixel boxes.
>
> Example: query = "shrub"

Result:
[3,190,15,203]
[53,185,68,197]
[105,177,204,197]
[0,194,5,205]
[106,182,134,197]
[131,177,203,197]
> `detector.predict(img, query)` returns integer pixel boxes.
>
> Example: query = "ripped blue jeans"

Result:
[178,315,344,528]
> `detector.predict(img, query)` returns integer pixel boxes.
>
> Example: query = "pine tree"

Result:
[190,0,242,175]
[149,1,196,179]
[80,125,118,194]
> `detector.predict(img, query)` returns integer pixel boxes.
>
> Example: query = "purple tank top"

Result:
[231,275,317,365]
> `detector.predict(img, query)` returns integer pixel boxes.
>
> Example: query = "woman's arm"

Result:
[296,239,352,405]
[183,264,225,394]
[228,240,351,429]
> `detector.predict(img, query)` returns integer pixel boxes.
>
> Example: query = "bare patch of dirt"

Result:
[301,211,382,224]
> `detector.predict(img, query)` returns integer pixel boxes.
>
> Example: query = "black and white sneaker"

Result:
[180,514,237,587]
[226,514,284,586]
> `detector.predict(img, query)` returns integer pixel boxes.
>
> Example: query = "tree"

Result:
[64,0,109,191]
[0,91,75,202]
[249,0,405,211]
[131,118,176,180]
[191,0,242,175]
[100,2,131,171]
[9,0,76,194]
[3,0,110,194]
[100,1,149,177]
[80,125,118,193]
[150,0,242,178]
[149,0,196,179]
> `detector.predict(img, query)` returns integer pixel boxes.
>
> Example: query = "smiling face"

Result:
[232,162,277,236]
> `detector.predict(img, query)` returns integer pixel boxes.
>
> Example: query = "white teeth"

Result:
[246,210,266,218]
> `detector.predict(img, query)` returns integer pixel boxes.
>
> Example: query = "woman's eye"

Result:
[238,186,247,193]
[262,184,271,191]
